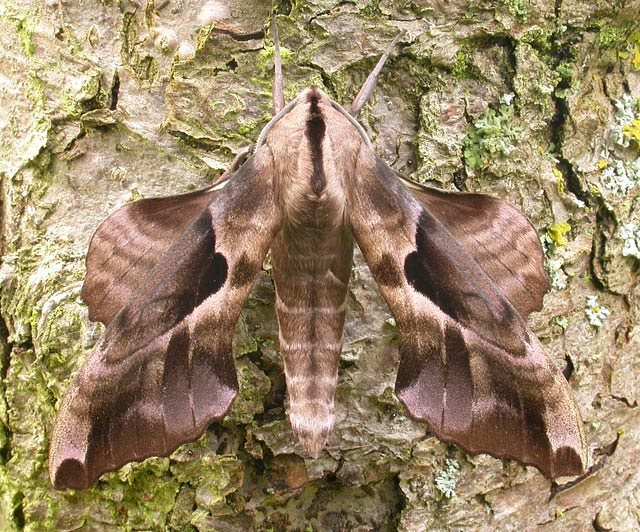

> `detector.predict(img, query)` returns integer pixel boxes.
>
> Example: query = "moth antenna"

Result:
[349,32,404,117]
[271,13,285,114]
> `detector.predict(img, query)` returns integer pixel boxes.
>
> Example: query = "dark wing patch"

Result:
[102,208,229,361]
[403,209,527,356]
[82,186,220,325]
[402,178,550,318]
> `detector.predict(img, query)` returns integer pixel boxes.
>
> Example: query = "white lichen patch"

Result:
[571,196,586,208]
[585,295,610,328]
[540,232,569,291]
[547,257,567,290]
[611,94,638,148]
[600,157,639,195]
[619,223,640,259]
[434,458,460,498]
[500,92,515,106]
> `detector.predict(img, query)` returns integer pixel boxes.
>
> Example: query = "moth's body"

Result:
[267,89,357,452]
[49,27,588,491]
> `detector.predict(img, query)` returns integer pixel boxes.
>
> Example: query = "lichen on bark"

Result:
[1,0,640,530]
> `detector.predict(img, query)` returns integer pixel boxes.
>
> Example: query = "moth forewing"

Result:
[347,153,587,478]
[49,154,282,490]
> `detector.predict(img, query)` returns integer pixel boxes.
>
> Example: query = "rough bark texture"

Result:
[1,0,639,530]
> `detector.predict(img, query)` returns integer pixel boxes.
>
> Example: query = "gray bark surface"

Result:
[1,0,639,530]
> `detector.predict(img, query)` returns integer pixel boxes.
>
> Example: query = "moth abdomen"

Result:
[274,279,348,456]
[270,213,354,455]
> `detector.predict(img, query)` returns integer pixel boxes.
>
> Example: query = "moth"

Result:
[49,20,587,490]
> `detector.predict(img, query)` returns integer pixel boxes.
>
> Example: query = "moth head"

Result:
[255,87,372,154]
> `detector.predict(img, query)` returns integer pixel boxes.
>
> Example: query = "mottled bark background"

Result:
[1,0,639,530]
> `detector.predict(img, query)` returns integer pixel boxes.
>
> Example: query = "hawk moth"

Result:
[49,20,587,490]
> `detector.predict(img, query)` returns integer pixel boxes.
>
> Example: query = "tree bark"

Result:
[1,0,639,530]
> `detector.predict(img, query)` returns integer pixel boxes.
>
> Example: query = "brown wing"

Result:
[402,178,549,318]
[82,185,222,325]
[348,151,586,478]
[49,150,281,489]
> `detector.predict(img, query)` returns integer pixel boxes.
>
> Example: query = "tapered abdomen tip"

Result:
[290,403,335,458]
[52,458,91,490]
